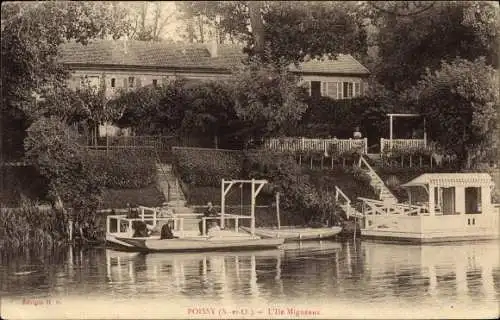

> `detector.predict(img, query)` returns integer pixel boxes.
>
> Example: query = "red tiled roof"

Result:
[289,54,370,75]
[59,40,369,75]
[59,40,244,70]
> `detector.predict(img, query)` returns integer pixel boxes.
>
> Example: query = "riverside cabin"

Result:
[360,173,499,243]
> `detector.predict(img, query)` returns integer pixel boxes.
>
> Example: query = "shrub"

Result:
[172,148,243,186]
[89,150,156,189]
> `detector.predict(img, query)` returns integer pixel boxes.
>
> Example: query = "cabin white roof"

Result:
[401,173,494,188]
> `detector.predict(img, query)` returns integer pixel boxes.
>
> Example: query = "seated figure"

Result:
[160,223,177,240]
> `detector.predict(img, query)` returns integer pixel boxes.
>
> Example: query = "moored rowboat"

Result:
[107,230,285,252]
[240,226,342,242]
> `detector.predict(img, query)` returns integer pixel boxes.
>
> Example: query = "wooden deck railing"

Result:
[264,137,368,154]
[358,197,429,216]
[380,138,427,153]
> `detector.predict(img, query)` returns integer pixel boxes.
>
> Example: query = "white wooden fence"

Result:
[264,137,368,155]
[380,138,427,153]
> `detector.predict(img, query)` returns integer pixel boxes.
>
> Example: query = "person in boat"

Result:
[132,220,150,237]
[199,201,218,235]
[207,221,221,236]
[126,203,139,219]
[152,204,174,234]
[160,223,177,239]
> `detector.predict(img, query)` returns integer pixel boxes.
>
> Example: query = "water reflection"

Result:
[1,240,498,317]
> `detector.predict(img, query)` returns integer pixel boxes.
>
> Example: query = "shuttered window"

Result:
[136,77,142,88]
[327,82,339,99]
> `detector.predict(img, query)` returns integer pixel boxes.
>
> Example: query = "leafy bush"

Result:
[172,147,243,186]
[90,150,156,189]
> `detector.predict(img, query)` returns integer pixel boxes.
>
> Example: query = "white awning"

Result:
[401,173,494,188]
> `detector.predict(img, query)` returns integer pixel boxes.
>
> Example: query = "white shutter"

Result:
[321,82,327,96]
[354,82,361,97]
[327,82,338,99]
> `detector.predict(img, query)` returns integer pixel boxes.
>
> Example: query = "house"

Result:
[59,40,370,99]
[58,40,370,137]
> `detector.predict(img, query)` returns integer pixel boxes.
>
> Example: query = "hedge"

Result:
[89,149,156,189]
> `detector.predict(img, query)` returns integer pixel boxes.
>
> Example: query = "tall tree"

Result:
[176,1,367,63]
[231,57,308,143]
[1,1,129,160]
[370,1,499,92]
[410,58,499,168]
[125,2,176,41]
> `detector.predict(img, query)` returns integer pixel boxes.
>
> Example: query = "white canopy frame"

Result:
[221,178,268,236]
[387,113,427,150]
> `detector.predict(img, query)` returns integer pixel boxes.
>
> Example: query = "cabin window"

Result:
[111,78,116,88]
[128,76,135,88]
[152,79,158,87]
[465,187,482,214]
[441,187,455,215]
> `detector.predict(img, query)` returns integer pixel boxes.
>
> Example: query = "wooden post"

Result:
[68,219,73,241]
[251,179,255,236]
[276,192,281,230]
[389,114,394,152]
[221,179,225,229]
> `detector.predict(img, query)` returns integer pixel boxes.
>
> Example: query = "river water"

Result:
[1,240,498,319]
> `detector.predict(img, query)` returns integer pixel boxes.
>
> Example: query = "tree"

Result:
[1,1,130,160]
[176,1,367,63]
[112,80,190,135]
[370,1,499,92]
[180,81,239,148]
[125,2,176,41]
[409,58,499,168]
[24,117,103,238]
[231,57,308,143]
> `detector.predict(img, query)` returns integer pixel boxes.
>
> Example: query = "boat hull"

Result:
[106,233,285,252]
[240,226,342,242]
[361,229,500,244]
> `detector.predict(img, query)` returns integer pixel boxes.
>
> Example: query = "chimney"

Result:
[207,38,218,58]
[123,35,128,54]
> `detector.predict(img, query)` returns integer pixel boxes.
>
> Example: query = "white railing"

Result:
[106,205,254,237]
[334,185,364,218]
[380,138,427,153]
[264,137,368,155]
[358,197,428,216]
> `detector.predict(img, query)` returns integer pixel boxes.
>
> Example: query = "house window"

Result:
[343,82,354,99]
[79,75,100,90]
[128,77,135,88]
[308,81,362,99]
[310,81,321,98]
[152,79,158,87]
[326,82,339,99]
[111,78,116,88]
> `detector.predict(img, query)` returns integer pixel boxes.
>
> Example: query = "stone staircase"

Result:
[358,156,398,204]
[155,163,200,232]
[366,153,383,166]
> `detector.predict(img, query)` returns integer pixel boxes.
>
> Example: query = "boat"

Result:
[239,226,342,242]
[360,173,500,243]
[105,179,285,252]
